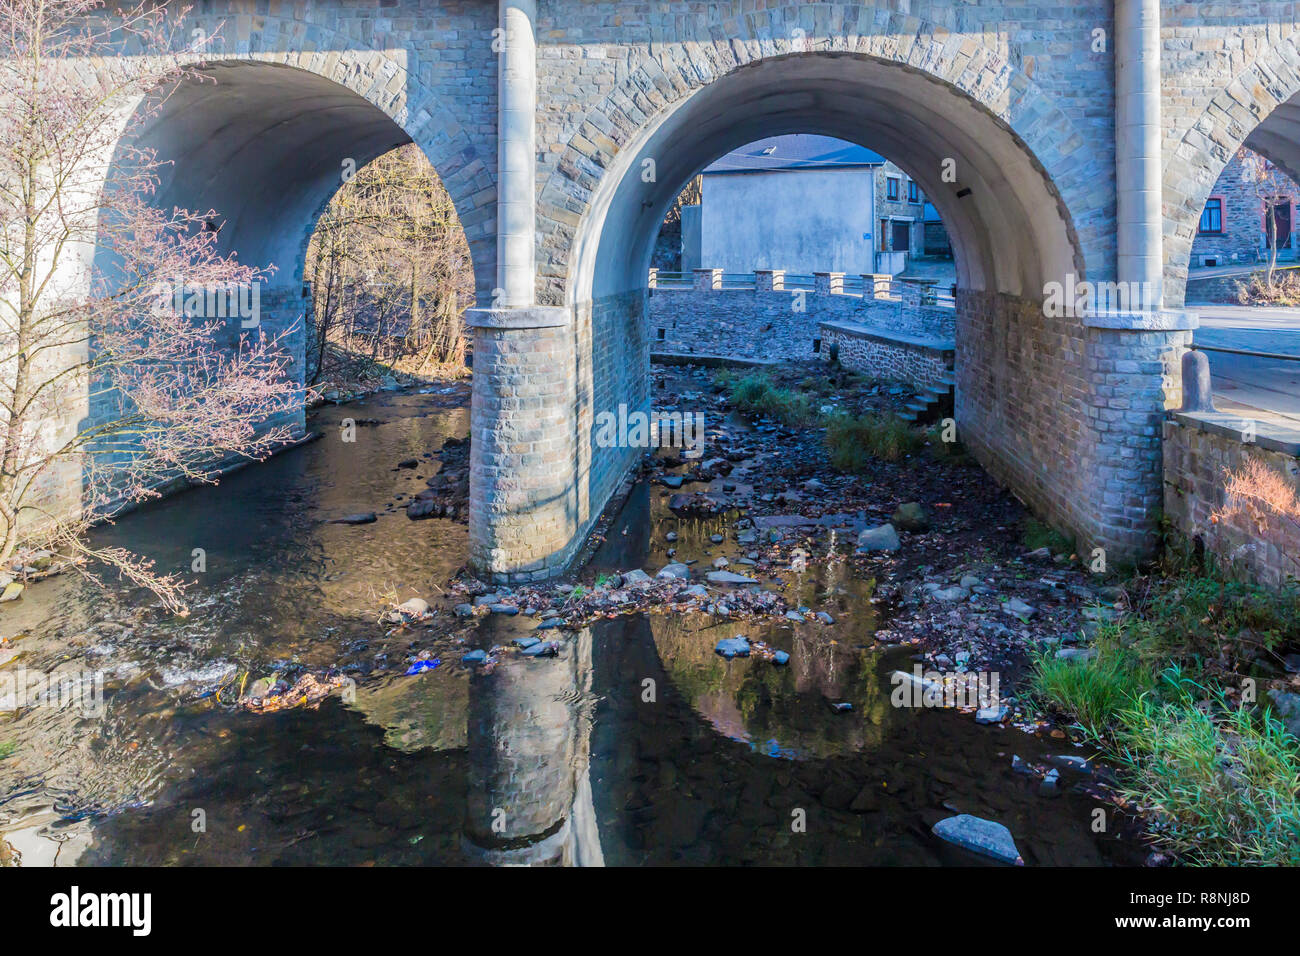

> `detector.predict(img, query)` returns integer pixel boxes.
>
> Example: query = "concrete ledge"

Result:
[465,306,570,330]
[1081,309,1198,331]
[1171,410,1300,457]
[819,321,955,355]
[651,351,775,368]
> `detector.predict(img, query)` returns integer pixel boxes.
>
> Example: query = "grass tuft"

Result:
[1029,566,1300,865]
[717,371,818,426]
[1021,517,1074,555]
[825,410,923,469]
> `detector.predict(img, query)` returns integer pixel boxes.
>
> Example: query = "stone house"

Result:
[676,134,944,276]
[1190,147,1300,268]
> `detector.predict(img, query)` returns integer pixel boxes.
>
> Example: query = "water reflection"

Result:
[0,386,1141,866]
[462,620,602,866]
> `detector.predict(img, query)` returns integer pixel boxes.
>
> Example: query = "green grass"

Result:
[0,740,13,760]
[1029,634,1153,736]
[1115,680,1300,866]
[923,420,967,461]
[1021,517,1075,556]
[1029,567,1300,865]
[716,371,819,426]
[1125,573,1300,663]
[825,410,924,469]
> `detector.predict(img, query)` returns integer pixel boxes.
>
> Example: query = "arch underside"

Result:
[572,53,1083,309]
[127,61,414,287]
[543,51,1171,581]
[1243,99,1300,191]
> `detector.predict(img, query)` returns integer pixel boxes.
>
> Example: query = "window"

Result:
[907,180,919,203]
[1199,197,1223,234]
[886,177,899,201]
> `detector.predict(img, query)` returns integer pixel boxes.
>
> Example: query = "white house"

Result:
[687,134,934,276]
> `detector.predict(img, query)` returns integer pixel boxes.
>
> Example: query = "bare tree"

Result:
[1239,148,1294,286]
[0,0,300,612]
[305,144,472,386]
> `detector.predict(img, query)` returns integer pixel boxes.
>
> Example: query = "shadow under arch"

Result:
[93,60,480,404]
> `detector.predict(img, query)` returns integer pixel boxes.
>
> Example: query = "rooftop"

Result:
[704,134,886,174]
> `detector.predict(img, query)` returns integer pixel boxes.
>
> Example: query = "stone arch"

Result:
[1163,36,1300,304]
[88,0,498,298]
[107,49,492,299]
[538,12,1106,307]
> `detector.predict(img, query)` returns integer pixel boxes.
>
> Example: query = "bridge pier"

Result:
[466,307,581,581]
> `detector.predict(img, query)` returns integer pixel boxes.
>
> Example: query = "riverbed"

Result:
[0,381,1142,865]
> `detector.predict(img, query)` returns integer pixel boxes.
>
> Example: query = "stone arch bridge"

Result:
[83,0,1300,580]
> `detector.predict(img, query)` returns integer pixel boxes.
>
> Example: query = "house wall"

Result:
[700,166,876,275]
[1164,413,1300,590]
[875,160,926,258]
[1189,148,1300,267]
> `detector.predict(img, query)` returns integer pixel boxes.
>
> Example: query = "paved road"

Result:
[1186,304,1300,426]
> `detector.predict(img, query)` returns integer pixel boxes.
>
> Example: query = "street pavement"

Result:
[1185,304,1300,426]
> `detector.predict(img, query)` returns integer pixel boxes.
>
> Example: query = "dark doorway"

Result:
[891,220,911,254]
[1267,200,1292,252]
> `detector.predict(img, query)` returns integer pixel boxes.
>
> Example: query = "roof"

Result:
[703,134,886,174]
[923,202,943,222]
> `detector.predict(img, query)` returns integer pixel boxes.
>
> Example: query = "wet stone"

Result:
[932,814,1022,865]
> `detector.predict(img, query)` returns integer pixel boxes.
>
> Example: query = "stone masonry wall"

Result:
[1188,147,1300,268]
[468,321,578,581]
[956,290,1188,564]
[580,290,649,558]
[1164,415,1300,590]
[648,287,955,363]
[819,323,954,391]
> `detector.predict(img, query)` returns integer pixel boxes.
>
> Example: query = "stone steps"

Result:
[898,372,955,425]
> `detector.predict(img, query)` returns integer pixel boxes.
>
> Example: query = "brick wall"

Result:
[819,323,954,390]
[957,290,1189,565]
[1188,147,1300,268]
[1164,414,1300,590]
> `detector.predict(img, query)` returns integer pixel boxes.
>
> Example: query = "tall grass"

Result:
[1029,569,1300,865]
[1115,685,1300,866]
[718,372,818,426]
[825,410,923,469]
[1028,635,1152,736]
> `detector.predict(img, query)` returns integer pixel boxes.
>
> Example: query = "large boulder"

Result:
[657,563,691,581]
[891,502,929,532]
[856,523,901,553]
[1268,689,1300,739]
[706,570,758,585]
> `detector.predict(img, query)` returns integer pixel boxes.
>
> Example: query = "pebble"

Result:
[714,637,751,659]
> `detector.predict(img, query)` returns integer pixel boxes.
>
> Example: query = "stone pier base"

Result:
[467,306,579,581]
[956,290,1194,564]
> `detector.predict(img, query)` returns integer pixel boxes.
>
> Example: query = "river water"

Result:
[0,386,1141,866]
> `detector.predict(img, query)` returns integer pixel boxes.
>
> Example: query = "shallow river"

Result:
[0,387,1141,865]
